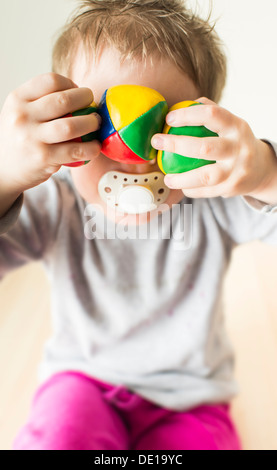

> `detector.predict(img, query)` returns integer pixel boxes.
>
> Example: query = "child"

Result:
[1,0,277,450]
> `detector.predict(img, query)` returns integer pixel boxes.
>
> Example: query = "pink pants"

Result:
[13,371,242,450]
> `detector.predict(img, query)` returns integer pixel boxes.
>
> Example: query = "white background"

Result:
[0,0,276,140]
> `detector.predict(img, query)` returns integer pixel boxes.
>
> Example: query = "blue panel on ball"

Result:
[98,90,116,142]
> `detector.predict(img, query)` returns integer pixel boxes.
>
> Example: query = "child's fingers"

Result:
[152,134,232,161]
[15,73,78,102]
[31,87,94,122]
[181,185,228,199]
[164,162,229,190]
[38,114,101,144]
[46,140,102,166]
[165,102,237,136]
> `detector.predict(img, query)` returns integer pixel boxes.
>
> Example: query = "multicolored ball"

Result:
[157,101,218,174]
[98,85,168,164]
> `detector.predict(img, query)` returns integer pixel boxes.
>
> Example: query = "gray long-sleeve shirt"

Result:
[1,142,277,411]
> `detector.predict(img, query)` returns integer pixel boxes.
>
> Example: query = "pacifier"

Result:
[98,171,170,215]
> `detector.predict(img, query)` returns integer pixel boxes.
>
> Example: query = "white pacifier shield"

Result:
[98,171,170,215]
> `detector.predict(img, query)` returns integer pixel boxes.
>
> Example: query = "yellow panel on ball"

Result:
[106,85,167,131]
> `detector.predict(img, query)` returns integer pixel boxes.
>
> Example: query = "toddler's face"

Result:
[69,46,199,224]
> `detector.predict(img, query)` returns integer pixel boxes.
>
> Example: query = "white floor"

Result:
[1,241,277,450]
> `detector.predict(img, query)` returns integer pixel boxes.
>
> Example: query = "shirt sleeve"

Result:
[208,140,277,246]
[0,173,67,280]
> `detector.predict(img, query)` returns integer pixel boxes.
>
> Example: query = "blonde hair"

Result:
[52,0,227,102]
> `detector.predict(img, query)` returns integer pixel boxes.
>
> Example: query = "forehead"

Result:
[70,45,199,108]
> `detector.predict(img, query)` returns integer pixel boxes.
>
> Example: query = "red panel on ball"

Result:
[101,132,144,164]
[65,160,85,168]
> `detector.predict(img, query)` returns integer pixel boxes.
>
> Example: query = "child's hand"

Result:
[152,97,277,204]
[0,73,102,195]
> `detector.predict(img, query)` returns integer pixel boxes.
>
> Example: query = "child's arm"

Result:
[0,73,101,218]
[151,97,277,206]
